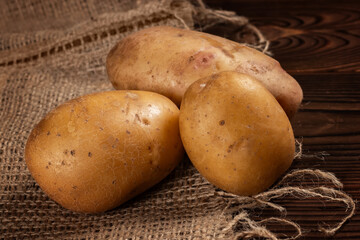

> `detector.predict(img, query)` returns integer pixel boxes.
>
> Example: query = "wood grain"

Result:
[204,0,360,239]
[206,0,360,73]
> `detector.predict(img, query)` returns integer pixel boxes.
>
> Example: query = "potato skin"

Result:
[179,72,295,196]
[106,26,302,119]
[25,90,184,213]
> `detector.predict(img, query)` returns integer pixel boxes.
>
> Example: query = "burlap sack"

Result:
[0,0,354,239]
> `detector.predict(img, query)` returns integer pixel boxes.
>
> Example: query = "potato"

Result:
[106,26,302,119]
[25,90,184,213]
[179,72,295,196]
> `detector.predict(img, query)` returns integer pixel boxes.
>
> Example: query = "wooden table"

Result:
[206,0,360,239]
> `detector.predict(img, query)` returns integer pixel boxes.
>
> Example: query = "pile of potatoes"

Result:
[25,26,302,213]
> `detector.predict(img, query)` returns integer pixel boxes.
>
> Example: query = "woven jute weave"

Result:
[0,0,355,239]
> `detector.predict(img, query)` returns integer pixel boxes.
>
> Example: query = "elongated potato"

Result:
[106,26,302,118]
[179,72,295,196]
[25,90,184,213]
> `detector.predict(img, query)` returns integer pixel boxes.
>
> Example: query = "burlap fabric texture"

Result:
[0,0,355,239]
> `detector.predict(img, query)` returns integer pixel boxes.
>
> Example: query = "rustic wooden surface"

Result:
[205,0,360,239]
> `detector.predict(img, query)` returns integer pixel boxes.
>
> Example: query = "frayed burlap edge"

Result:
[212,140,356,239]
[190,0,270,54]
[167,0,270,54]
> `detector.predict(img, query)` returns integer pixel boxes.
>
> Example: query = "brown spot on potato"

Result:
[47,131,50,135]
[56,133,61,137]
[61,161,65,165]
[126,130,131,134]
[70,150,75,156]
[64,150,68,155]
[219,120,225,126]
[211,74,220,80]
[88,152,92,157]
[142,118,150,125]
[112,180,116,184]
[250,65,260,74]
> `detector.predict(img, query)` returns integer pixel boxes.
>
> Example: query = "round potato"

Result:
[106,26,302,118]
[25,90,184,213]
[179,71,295,196]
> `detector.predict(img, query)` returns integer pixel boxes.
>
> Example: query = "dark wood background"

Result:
[205,0,360,239]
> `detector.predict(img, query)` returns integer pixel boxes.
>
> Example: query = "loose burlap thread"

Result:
[0,0,355,239]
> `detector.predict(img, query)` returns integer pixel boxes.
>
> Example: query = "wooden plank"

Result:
[205,0,360,73]
[292,111,360,137]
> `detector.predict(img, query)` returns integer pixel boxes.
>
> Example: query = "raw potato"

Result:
[106,26,303,119]
[179,72,295,196]
[25,90,184,213]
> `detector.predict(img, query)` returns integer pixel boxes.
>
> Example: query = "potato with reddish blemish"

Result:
[106,26,302,119]
[25,90,184,213]
[179,72,295,196]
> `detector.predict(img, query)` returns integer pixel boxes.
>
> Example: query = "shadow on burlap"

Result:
[0,0,355,239]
